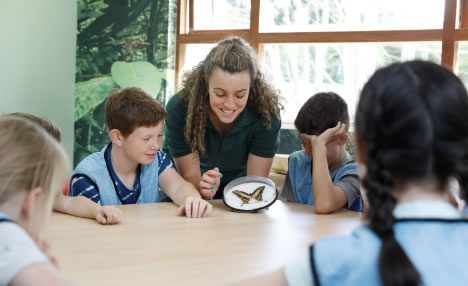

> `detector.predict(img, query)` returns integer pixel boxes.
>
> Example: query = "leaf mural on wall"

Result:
[74,0,176,167]
[111,61,163,98]
[74,76,116,121]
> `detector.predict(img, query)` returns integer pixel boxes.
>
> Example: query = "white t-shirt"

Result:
[0,220,48,286]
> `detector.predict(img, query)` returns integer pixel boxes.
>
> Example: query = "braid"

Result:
[356,62,426,286]
[357,60,468,286]
[364,151,395,236]
[455,134,468,203]
[364,144,421,286]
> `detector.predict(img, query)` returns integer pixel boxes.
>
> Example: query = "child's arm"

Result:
[171,153,204,190]
[10,263,72,286]
[159,168,212,218]
[246,154,274,178]
[305,122,348,214]
[54,195,122,225]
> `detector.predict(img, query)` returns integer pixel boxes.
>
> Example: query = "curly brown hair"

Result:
[181,36,282,156]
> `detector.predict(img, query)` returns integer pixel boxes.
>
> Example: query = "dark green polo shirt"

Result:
[163,91,281,197]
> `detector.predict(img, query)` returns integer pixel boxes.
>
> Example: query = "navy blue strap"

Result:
[0,217,13,223]
[104,143,141,204]
[396,218,468,223]
[309,245,321,286]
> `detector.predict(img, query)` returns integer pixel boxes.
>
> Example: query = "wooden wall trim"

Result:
[460,0,468,28]
[455,28,468,39]
[442,0,458,68]
[178,31,251,43]
[188,0,194,33]
[258,30,443,43]
[250,0,260,50]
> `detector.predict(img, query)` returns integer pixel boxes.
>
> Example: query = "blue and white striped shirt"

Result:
[70,147,173,204]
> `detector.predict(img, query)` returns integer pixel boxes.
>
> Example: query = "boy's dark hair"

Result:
[105,87,167,137]
[10,112,61,141]
[294,92,350,134]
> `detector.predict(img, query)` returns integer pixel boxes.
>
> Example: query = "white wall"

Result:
[0,0,77,162]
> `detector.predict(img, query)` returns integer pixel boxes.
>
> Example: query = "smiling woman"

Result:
[163,36,282,200]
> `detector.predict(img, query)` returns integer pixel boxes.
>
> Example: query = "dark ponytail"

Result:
[356,60,468,286]
[363,144,421,286]
[357,65,423,285]
[458,154,468,203]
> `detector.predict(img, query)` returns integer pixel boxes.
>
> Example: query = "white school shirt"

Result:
[0,213,48,286]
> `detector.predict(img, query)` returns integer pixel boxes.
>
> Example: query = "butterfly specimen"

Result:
[232,186,265,205]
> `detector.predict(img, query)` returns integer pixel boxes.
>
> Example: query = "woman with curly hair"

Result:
[164,36,282,199]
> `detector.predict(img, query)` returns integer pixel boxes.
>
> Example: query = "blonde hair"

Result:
[181,36,282,155]
[0,116,69,206]
[9,112,62,141]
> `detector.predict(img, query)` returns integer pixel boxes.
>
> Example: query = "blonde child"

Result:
[70,87,212,218]
[236,61,468,285]
[0,116,71,285]
[11,112,122,225]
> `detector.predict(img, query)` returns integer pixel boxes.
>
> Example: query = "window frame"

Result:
[176,0,468,86]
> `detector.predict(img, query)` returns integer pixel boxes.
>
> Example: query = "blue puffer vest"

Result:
[71,145,162,205]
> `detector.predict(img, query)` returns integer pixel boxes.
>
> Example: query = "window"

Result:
[263,42,441,121]
[180,44,215,76]
[260,0,445,32]
[176,0,468,153]
[193,0,251,30]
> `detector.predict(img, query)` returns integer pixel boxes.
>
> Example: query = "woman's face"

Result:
[208,67,251,126]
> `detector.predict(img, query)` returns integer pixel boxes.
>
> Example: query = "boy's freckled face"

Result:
[121,121,164,165]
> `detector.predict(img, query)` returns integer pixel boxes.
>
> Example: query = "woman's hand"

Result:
[199,167,223,199]
[176,197,213,218]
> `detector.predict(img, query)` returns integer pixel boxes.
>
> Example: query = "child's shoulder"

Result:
[0,222,48,285]
[73,147,107,173]
[287,151,310,178]
[313,225,380,267]
[311,226,381,285]
[289,150,309,162]
[0,221,37,247]
[335,152,359,175]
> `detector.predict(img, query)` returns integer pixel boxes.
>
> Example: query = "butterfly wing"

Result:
[252,186,265,201]
[232,190,252,203]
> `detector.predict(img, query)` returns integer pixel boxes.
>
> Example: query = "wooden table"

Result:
[45,200,362,286]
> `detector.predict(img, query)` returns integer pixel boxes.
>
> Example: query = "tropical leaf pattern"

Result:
[74,0,176,166]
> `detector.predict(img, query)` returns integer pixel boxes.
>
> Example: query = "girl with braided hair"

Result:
[164,36,281,199]
[234,60,468,286]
